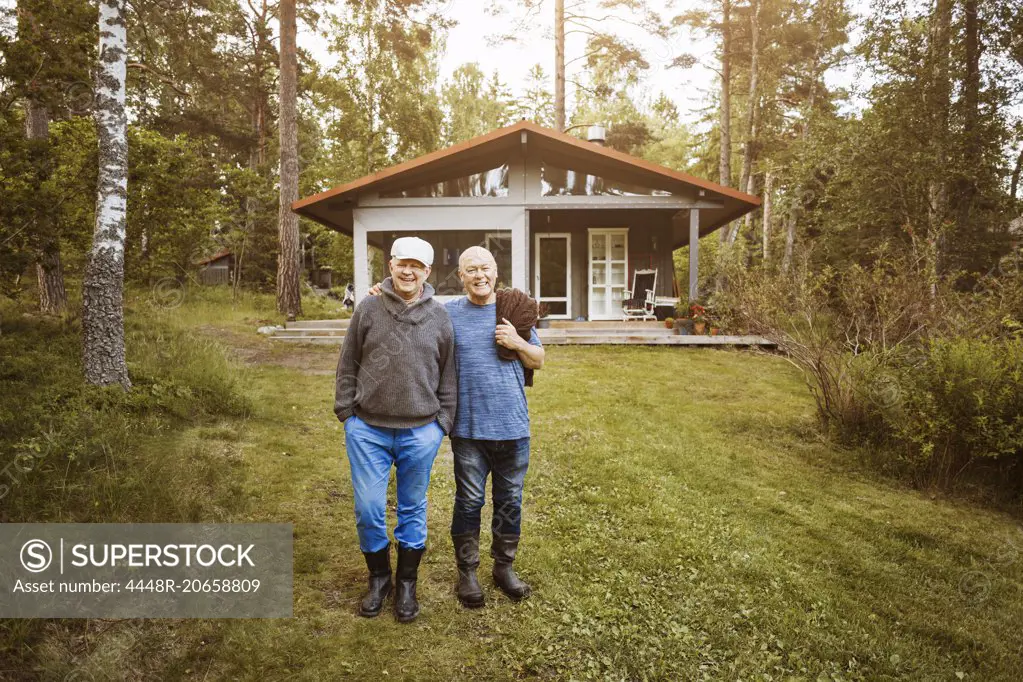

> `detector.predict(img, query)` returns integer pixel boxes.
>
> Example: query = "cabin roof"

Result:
[292,120,760,240]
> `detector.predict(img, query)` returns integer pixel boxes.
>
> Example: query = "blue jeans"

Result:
[450,437,530,537]
[344,415,444,552]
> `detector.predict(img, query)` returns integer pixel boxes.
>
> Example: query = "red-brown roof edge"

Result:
[292,120,761,211]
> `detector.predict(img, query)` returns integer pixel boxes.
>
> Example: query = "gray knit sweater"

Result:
[334,278,457,433]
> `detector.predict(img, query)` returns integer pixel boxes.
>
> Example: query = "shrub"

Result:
[880,338,1023,489]
[714,245,1023,499]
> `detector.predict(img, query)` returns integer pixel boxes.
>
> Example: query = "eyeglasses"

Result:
[463,265,494,276]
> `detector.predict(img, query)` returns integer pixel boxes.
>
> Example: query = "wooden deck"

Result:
[269,319,776,348]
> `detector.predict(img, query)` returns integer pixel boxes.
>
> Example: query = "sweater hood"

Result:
[379,277,436,323]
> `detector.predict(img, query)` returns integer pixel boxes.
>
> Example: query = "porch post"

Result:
[353,213,369,305]
[511,208,527,292]
[688,208,700,301]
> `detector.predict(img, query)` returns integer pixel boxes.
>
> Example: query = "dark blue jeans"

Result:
[450,437,530,537]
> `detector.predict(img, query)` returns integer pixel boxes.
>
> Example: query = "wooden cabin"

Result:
[291,121,760,321]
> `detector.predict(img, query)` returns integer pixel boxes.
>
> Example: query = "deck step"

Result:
[269,333,774,347]
[540,335,775,346]
[276,327,347,336]
[268,319,773,347]
[268,334,346,344]
[538,327,676,336]
[285,319,350,330]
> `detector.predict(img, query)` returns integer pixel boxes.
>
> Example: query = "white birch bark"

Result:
[82,0,130,388]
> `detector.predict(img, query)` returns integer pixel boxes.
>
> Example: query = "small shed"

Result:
[197,248,234,285]
[291,121,760,320]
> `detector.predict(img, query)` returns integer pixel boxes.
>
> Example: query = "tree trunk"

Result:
[83,0,130,388]
[782,210,795,273]
[36,245,67,315]
[718,0,732,249]
[276,0,301,319]
[956,0,980,236]
[1011,146,1023,201]
[554,0,565,131]
[762,168,773,263]
[737,0,760,205]
[738,175,757,265]
[713,0,733,293]
[23,98,68,314]
[926,0,952,294]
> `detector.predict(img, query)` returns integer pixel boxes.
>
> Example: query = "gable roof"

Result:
[292,121,760,240]
[196,248,232,265]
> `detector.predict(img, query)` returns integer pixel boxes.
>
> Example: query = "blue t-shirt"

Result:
[445,297,542,440]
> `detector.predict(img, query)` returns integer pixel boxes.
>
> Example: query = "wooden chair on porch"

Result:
[622,269,658,321]
[646,281,681,320]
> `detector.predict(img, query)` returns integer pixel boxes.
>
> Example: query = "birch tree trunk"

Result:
[276,0,301,319]
[83,0,130,388]
[554,0,565,131]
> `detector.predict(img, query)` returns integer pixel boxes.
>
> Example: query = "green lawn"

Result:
[18,295,1023,680]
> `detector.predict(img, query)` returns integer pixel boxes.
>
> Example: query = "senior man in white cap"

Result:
[334,236,456,623]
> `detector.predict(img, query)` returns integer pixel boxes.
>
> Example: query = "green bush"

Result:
[715,246,1023,500]
[879,338,1023,488]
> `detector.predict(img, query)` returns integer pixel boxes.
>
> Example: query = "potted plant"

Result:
[709,326,720,336]
[664,316,674,329]
[689,301,707,335]
[536,302,551,329]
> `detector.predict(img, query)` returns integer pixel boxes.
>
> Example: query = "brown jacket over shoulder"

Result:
[494,287,538,387]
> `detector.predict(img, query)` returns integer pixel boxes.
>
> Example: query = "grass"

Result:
[3,287,1023,680]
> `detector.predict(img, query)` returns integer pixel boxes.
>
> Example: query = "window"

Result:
[541,162,674,197]
[379,164,509,198]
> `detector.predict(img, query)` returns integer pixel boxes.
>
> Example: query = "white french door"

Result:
[588,228,628,320]
[534,233,571,319]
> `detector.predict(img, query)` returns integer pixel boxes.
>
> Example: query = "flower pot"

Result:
[664,319,674,329]
[693,321,707,335]
[675,318,692,335]
[710,327,720,336]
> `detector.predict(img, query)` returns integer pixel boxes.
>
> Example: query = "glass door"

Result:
[588,228,628,320]
[534,233,571,319]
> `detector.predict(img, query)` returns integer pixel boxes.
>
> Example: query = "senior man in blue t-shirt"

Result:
[445,246,545,608]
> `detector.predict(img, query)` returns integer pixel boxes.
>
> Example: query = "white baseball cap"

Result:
[390,236,434,267]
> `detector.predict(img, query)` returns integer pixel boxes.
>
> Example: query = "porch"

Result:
[268,319,776,347]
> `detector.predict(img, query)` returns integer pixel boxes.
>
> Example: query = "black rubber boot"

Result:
[452,532,485,608]
[359,544,392,617]
[394,545,425,623]
[491,533,531,601]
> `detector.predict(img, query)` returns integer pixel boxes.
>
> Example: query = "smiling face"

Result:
[459,246,498,304]
[388,258,430,299]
